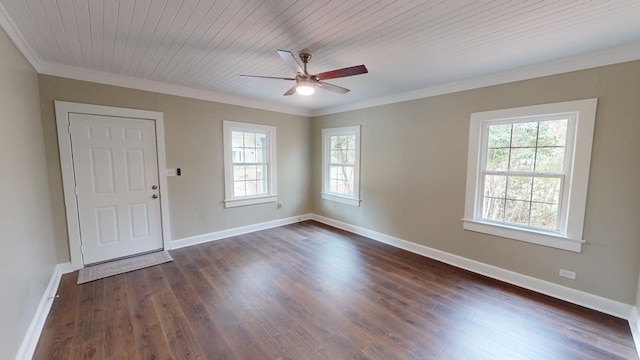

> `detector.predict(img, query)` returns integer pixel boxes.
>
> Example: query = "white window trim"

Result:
[223,120,277,208]
[462,99,597,252]
[321,126,362,207]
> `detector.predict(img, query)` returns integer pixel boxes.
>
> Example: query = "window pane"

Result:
[336,166,354,182]
[257,165,266,181]
[511,122,538,147]
[483,175,506,198]
[243,133,255,148]
[505,200,530,225]
[244,149,256,163]
[232,132,244,147]
[538,119,567,146]
[531,177,561,204]
[232,149,243,163]
[329,179,338,193]
[245,180,258,196]
[530,203,559,230]
[488,124,511,148]
[535,147,565,173]
[245,165,257,180]
[509,147,535,171]
[255,149,265,162]
[330,150,342,163]
[234,181,245,197]
[346,150,356,164]
[482,197,505,222]
[233,166,246,181]
[506,176,532,201]
[486,148,509,171]
[255,133,267,149]
[345,135,355,150]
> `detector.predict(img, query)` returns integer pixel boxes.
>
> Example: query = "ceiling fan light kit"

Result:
[240,50,368,97]
[296,78,315,96]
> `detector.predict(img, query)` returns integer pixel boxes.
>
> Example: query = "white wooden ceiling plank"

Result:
[140,0,201,79]
[101,0,120,73]
[71,0,93,69]
[304,0,399,57]
[310,0,452,63]
[160,0,250,83]
[194,0,306,87]
[212,0,330,83]
[449,1,627,58]
[53,0,85,67]
[129,0,186,77]
[38,0,77,65]
[176,0,281,86]
[150,1,222,81]
[20,0,63,62]
[118,0,152,75]
[168,0,261,85]
[390,1,541,61]
[87,0,104,70]
[214,0,367,89]
[127,0,176,76]
[446,2,596,55]
[213,0,327,90]
[151,0,231,82]
[111,0,135,74]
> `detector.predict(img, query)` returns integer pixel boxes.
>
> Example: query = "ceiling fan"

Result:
[240,50,368,96]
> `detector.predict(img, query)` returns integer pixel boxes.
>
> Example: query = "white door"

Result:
[69,113,163,264]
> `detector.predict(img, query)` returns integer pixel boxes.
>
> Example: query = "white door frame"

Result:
[55,101,172,270]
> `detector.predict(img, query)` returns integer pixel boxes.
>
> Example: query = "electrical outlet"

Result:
[277,202,283,208]
[559,269,577,280]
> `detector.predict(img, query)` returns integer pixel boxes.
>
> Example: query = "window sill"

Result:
[321,193,361,207]
[224,195,277,208]
[461,218,584,253]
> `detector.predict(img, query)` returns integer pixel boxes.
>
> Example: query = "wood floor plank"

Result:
[35,221,638,359]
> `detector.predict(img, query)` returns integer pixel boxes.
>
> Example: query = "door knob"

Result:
[152,185,158,190]
[152,194,158,199]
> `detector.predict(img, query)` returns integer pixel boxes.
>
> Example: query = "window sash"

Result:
[463,99,597,253]
[223,121,277,207]
[321,126,361,206]
[475,115,576,235]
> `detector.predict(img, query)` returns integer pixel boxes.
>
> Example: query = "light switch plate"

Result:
[166,168,176,176]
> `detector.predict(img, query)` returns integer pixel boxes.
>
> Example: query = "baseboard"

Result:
[311,214,633,320]
[629,308,640,355]
[15,262,74,360]
[171,214,313,249]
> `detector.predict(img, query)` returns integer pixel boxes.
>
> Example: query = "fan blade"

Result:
[314,65,368,81]
[277,50,305,75]
[315,81,350,94]
[240,74,296,81]
[284,84,297,96]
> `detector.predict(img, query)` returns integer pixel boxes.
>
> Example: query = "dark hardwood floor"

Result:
[34,221,637,359]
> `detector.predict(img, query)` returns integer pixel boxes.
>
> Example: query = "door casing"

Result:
[55,101,172,270]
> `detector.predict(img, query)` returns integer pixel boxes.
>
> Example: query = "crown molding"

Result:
[37,62,311,116]
[0,2,41,71]
[310,42,640,117]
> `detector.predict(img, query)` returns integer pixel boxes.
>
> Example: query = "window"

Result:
[322,126,361,206]
[463,99,597,252]
[223,121,277,207]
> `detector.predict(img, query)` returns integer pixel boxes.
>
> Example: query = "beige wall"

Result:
[39,75,312,262]
[312,61,640,304]
[0,29,57,359]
